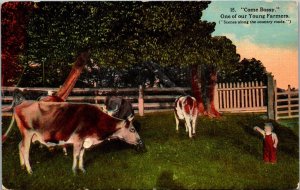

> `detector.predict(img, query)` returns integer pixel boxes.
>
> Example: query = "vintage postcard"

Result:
[1,1,299,189]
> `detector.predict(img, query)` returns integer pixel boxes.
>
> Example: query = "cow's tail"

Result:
[2,115,15,142]
[190,101,194,116]
[2,89,25,143]
[2,88,26,112]
[191,97,197,116]
[184,96,194,116]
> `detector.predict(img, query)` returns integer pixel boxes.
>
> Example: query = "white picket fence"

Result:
[274,84,299,120]
[215,81,267,112]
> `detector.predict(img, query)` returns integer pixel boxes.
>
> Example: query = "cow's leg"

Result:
[78,148,85,173]
[192,117,197,136]
[184,116,193,138]
[21,132,34,174]
[174,113,180,132]
[15,114,26,169]
[184,123,189,133]
[72,142,82,174]
[18,141,25,168]
[63,145,68,156]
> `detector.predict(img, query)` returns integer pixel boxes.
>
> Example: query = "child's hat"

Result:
[264,122,273,129]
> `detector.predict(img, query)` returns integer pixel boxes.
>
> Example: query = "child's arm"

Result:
[253,126,265,136]
[273,133,278,148]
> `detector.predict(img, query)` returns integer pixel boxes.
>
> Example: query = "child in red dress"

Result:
[254,123,278,163]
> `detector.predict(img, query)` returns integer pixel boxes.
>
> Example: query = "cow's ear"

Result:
[102,105,108,112]
[127,114,134,122]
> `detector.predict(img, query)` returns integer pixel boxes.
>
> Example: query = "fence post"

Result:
[138,85,144,116]
[214,83,219,111]
[287,84,291,118]
[267,73,275,120]
[274,80,278,120]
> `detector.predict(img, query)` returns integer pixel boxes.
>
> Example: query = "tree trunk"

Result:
[191,64,205,115]
[206,69,221,117]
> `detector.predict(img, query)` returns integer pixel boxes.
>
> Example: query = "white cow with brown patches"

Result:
[174,96,198,138]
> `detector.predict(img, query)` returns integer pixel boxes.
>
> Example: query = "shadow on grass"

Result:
[273,121,299,157]
[156,170,185,189]
[238,118,299,158]
[83,140,141,167]
[236,121,263,157]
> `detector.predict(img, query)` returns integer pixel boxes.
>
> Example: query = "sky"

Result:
[202,1,298,88]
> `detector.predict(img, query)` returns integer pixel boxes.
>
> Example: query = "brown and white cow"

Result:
[174,96,198,138]
[12,101,145,174]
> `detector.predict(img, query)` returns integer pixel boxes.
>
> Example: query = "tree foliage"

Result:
[19,2,216,86]
[2,1,267,87]
[218,58,268,83]
[1,2,34,86]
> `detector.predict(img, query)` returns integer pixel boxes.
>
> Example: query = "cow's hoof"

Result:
[63,148,68,156]
[48,147,55,152]
[27,169,33,175]
[79,168,86,174]
[72,168,77,175]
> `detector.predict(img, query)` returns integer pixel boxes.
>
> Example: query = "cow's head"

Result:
[111,115,146,152]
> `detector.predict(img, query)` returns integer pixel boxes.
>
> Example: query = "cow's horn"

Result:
[127,114,134,122]
[108,105,118,113]
[113,105,119,112]
[107,105,119,115]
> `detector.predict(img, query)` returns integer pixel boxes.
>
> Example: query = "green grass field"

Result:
[2,112,299,189]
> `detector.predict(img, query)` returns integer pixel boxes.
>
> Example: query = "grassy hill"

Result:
[2,112,299,189]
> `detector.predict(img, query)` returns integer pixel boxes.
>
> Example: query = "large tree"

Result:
[201,36,240,117]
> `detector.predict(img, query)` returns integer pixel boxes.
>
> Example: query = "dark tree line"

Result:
[218,58,268,84]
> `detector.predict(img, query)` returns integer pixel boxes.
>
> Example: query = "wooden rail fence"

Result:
[274,83,299,120]
[1,86,190,116]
